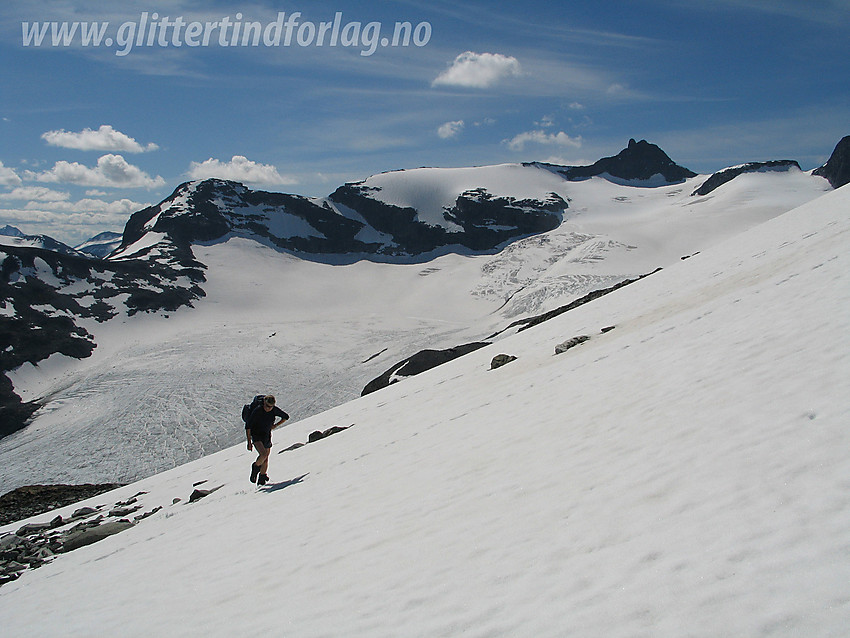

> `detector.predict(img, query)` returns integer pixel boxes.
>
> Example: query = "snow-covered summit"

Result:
[0,227,83,257]
[73,231,122,258]
[112,165,569,262]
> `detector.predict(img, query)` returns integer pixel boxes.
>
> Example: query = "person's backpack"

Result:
[241,395,266,423]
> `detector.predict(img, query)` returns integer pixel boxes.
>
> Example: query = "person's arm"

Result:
[272,409,290,430]
[245,408,256,450]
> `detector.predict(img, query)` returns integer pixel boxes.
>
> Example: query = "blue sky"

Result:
[1,0,848,244]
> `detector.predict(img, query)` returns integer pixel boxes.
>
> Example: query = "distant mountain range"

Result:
[1,136,847,441]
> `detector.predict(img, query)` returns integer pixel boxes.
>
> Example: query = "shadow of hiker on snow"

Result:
[259,473,309,493]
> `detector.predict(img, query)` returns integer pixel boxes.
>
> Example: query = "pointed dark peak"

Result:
[813,135,850,189]
[0,225,25,238]
[560,139,696,184]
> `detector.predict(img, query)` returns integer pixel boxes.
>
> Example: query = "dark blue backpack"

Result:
[241,395,265,423]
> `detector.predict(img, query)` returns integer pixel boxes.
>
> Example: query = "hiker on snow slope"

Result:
[245,395,289,485]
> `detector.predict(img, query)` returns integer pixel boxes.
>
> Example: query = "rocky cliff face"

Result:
[691,160,802,196]
[813,135,850,189]
[118,176,567,260]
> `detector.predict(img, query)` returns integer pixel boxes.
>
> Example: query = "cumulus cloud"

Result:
[506,130,583,152]
[187,155,297,185]
[25,154,165,188]
[22,197,143,215]
[0,197,148,245]
[0,186,70,202]
[0,161,22,186]
[432,51,521,88]
[41,125,159,153]
[437,120,465,139]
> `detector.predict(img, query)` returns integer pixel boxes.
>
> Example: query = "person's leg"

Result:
[254,441,270,474]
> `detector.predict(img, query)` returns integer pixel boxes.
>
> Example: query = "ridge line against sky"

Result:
[1,0,848,244]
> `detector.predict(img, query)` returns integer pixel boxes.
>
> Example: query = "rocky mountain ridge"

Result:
[1,136,845,442]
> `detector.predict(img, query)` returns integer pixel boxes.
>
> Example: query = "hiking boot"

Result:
[250,463,260,483]
[258,474,269,486]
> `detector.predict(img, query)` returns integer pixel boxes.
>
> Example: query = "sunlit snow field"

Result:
[0,170,829,493]
[0,183,847,637]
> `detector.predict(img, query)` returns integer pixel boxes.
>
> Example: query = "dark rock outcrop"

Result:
[490,354,517,370]
[0,484,123,526]
[328,184,564,256]
[692,160,801,196]
[307,425,351,444]
[121,178,566,262]
[553,139,696,184]
[61,520,135,552]
[362,342,490,395]
[0,490,169,586]
[279,425,352,452]
[555,335,591,354]
[813,135,850,189]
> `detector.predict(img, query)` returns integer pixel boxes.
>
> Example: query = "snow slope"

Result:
[0,170,830,493]
[1,184,847,636]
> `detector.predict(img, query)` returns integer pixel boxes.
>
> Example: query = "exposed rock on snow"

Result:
[307,425,352,444]
[813,135,850,188]
[490,354,517,369]
[329,182,564,255]
[61,520,135,552]
[691,160,802,196]
[362,342,491,395]
[189,484,223,503]
[554,335,591,354]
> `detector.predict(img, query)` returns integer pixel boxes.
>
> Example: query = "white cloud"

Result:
[0,196,148,245]
[568,102,585,110]
[41,125,159,153]
[541,155,591,166]
[536,115,555,128]
[506,130,583,152]
[23,197,144,215]
[0,161,22,186]
[437,120,465,139]
[187,155,297,185]
[0,186,70,202]
[25,154,166,188]
[432,51,521,89]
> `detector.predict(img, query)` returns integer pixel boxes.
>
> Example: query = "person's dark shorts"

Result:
[250,429,272,449]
